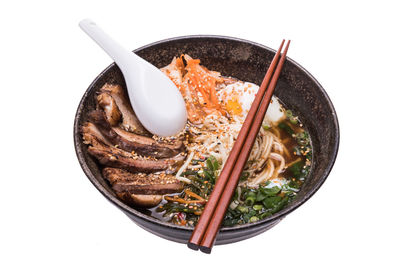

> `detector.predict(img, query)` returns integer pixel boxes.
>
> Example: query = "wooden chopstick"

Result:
[199,40,291,253]
[187,40,287,251]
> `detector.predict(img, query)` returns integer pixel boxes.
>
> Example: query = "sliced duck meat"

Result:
[97,92,121,126]
[81,122,113,147]
[89,110,184,159]
[103,167,183,195]
[82,123,185,173]
[100,83,150,136]
[89,147,184,173]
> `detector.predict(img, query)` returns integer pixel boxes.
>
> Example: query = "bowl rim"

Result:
[74,34,340,233]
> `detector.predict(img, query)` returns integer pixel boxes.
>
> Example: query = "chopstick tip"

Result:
[199,246,212,254]
[282,40,291,55]
[187,242,200,251]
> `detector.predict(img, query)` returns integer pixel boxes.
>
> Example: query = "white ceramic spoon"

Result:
[79,19,187,136]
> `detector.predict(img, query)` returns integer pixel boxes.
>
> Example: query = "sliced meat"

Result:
[82,123,185,173]
[116,192,162,208]
[103,167,183,195]
[81,122,113,147]
[100,83,150,136]
[89,110,184,159]
[97,92,121,126]
[88,139,184,173]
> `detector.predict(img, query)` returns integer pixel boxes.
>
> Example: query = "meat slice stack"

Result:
[81,83,186,207]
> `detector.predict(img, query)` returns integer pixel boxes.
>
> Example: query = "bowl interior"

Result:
[74,35,339,231]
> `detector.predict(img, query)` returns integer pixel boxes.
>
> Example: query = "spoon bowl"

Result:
[79,19,187,136]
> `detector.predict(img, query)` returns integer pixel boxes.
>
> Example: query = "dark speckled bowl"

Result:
[74,35,339,245]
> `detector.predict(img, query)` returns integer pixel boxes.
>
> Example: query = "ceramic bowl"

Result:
[74,35,339,245]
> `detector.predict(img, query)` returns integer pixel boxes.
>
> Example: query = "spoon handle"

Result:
[79,19,187,136]
[79,19,137,67]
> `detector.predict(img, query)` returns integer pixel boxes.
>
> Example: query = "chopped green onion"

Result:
[245,191,256,206]
[262,124,270,130]
[253,204,263,211]
[286,110,298,124]
[256,190,266,201]
[249,216,259,223]
[245,196,256,206]
[296,132,310,146]
[245,191,256,199]
[260,185,281,196]
[290,117,298,125]
[237,205,249,213]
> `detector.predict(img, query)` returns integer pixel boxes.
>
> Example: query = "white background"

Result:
[1,0,399,266]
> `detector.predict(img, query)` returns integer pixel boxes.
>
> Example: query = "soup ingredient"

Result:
[82,122,113,147]
[103,168,183,194]
[82,123,185,173]
[82,81,187,208]
[97,92,121,126]
[100,84,151,136]
[157,156,219,224]
[217,81,285,124]
[89,110,184,159]
[118,193,163,208]
[223,180,300,226]
[153,55,312,227]
[161,55,229,123]
[217,82,254,116]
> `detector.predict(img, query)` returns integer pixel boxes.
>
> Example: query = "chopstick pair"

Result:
[187,39,291,254]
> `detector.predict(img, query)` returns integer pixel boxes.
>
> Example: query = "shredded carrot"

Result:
[164,196,206,205]
[184,56,225,119]
[184,189,205,201]
[175,56,185,72]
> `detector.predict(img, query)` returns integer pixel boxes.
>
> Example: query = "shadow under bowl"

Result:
[74,35,339,245]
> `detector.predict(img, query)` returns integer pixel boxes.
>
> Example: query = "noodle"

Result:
[183,112,288,189]
[175,151,194,184]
